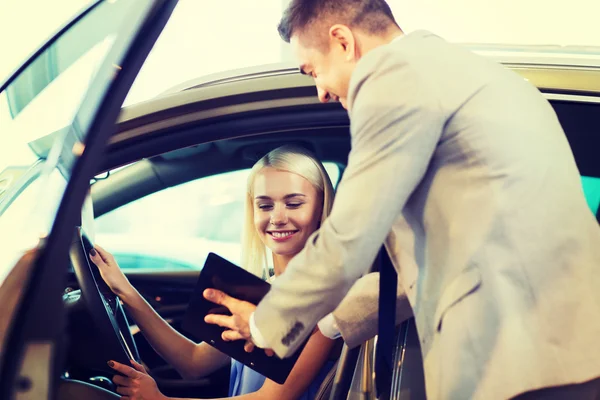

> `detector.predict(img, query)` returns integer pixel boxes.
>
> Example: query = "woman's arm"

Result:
[122,287,230,379]
[250,329,335,399]
[170,329,336,400]
[90,245,230,379]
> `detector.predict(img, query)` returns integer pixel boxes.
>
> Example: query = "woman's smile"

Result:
[268,230,299,242]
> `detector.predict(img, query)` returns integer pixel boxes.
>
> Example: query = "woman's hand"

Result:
[89,245,134,299]
[109,360,167,400]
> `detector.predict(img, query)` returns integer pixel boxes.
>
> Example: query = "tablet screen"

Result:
[181,253,306,384]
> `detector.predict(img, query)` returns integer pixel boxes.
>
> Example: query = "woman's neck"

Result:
[272,253,295,276]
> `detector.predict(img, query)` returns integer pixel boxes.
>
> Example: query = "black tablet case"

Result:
[181,253,307,384]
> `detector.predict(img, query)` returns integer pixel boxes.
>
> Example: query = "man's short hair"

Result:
[277,0,399,45]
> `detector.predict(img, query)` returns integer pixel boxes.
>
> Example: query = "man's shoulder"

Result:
[352,30,441,71]
[347,30,511,115]
[347,31,448,113]
[347,31,445,96]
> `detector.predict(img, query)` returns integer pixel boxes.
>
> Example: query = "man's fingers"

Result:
[108,360,138,378]
[203,289,237,309]
[265,349,274,357]
[204,314,236,330]
[222,329,247,342]
[244,341,255,353]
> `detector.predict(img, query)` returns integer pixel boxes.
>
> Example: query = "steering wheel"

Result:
[69,226,140,372]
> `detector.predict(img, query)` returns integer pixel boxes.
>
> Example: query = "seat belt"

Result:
[375,245,397,399]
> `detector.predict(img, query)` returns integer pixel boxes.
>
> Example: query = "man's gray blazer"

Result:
[329,271,412,348]
[254,30,600,399]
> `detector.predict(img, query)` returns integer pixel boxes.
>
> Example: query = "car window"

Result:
[94,163,340,271]
[581,176,600,215]
[110,252,197,271]
[0,0,143,286]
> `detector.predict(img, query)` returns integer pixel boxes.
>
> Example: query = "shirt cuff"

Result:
[249,312,269,348]
[317,313,342,340]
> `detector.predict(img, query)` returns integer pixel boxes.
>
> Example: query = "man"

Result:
[204,0,600,398]
[319,270,412,348]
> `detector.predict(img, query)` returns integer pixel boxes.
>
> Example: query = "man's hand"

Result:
[243,340,274,357]
[203,289,255,341]
[203,289,275,356]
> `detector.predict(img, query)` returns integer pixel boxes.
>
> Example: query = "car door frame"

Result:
[0,0,179,398]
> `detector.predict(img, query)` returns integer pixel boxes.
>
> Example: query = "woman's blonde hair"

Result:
[241,145,335,278]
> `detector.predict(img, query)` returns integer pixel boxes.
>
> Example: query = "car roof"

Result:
[107,61,600,160]
[117,60,600,129]
[99,58,600,172]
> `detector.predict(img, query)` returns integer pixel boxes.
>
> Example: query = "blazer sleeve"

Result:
[333,272,413,348]
[254,48,445,358]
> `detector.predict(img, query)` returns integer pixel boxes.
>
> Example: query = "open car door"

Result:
[0,0,178,398]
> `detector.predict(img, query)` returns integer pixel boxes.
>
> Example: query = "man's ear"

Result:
[329,24,356,61]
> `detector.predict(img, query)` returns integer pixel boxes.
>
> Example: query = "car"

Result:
[1,0,599,399]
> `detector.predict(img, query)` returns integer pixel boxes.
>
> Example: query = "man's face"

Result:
[291,30,356,110]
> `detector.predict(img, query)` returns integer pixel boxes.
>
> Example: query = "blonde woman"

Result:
[90,145,337,400]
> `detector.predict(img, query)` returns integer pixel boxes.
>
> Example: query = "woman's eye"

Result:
[258,204,273,210]
[287,203,303,209]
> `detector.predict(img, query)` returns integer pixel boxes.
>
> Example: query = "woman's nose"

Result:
[270,208,288,225]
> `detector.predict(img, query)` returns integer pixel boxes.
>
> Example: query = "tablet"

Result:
[181,253,307,384]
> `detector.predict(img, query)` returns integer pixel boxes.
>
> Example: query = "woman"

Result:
[90,145,336,400]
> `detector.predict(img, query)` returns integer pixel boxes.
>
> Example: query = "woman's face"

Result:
[253,167,322,259]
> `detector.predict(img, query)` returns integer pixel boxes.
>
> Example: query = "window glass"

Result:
[0,0,93,84]
[94,163,340,271]
[0,170,67,284]
[0,0,145,286]
[581,176,600,215]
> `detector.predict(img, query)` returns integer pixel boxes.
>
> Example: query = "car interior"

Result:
[63,134,352,399]
[53,93,600,400]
